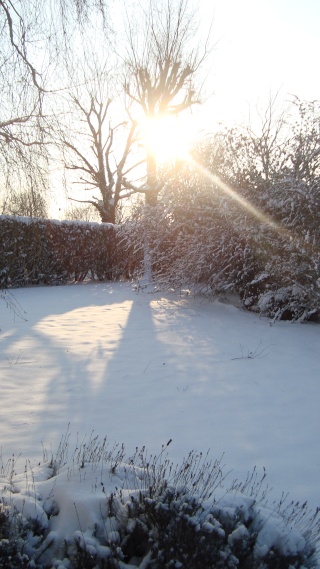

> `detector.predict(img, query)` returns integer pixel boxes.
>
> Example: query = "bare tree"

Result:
[55,55,144,224]
[124,0,211,206]
[1,0,211,228]
[61,102,140,224]
[64,202,101,223]
[0,0,110,220]
[0,1,45,136]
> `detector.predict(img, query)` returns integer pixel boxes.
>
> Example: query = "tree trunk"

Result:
[100,208,115,224]
[146,151,158,207]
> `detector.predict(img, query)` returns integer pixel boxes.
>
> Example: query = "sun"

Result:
[141,114,192,163]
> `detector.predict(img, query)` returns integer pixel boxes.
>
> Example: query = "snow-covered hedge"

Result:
[0,215,128,286]
[0,435,319,568]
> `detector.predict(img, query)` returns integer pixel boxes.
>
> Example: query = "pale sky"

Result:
[51,0,320,217]
[196,0,320,128]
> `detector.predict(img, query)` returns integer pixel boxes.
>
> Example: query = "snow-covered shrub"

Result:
[119,172,248,294]
[0,437,319,568]
[231,227,320,321]
[112,485,318,569]
[0,500,46,567]
[120,98,320,321]
[99,449,319,569]
[201,98,320,321]
[256,285,320,322]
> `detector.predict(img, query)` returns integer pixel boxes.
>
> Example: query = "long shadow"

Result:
[4,282,319,514]
[0,283,174,462]
[0,284,250,464]
[0,283,133,460]
[77,293,172,452]
[2,283,223,464]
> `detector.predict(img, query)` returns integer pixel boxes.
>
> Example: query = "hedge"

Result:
[0,215,128,286]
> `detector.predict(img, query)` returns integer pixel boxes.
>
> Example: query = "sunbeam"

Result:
[189,157,281,231]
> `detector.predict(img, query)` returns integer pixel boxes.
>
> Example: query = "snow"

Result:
[0,214,113,228]
[0,282,320,563]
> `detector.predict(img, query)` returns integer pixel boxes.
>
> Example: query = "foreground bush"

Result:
[0,502,44,568]
[0,434,319,568]
[109,486,317,568]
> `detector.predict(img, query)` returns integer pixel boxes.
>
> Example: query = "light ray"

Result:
[189,157,281,231]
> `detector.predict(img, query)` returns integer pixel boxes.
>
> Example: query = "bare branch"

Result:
[0,0,43,93]
[124,0,209,118]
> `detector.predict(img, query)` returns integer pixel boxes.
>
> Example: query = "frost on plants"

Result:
[0,435,319,568]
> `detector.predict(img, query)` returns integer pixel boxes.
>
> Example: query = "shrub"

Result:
[112,486,317,569]
[104,452,319,569]
[0,437,319,568]
[0,501,44,568]
[119,102,320,322]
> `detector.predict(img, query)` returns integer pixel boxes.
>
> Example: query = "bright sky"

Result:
[51,0,320,217]
[196,0,320,128]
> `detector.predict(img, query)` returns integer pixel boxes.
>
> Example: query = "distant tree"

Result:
[2,188,47,218]
[64,202,101,223]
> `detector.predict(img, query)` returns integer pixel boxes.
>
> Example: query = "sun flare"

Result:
[141,114,192,163]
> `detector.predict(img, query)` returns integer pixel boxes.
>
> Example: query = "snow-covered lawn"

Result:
[0,282,319,565]
[1,282,319,507]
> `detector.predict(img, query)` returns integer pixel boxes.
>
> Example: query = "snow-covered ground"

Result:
[1,281,319,510]
[1,282,320,566]
[0,283,320,567]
